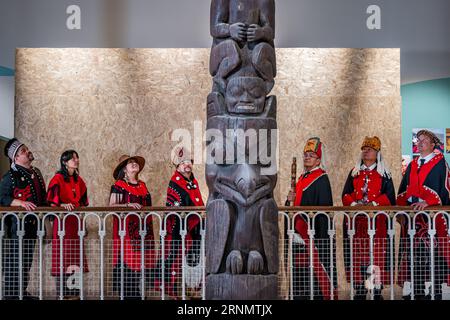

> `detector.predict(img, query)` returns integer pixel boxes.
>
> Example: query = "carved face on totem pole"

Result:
[225,77,268,114]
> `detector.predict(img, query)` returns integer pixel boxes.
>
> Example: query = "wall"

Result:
[0,66,14,139]
[401,78,450,162]
[0,66,14,176]
[0,139,8,177]
[15,48,401,208]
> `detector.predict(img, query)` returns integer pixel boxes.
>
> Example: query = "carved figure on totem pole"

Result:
[206,0,279,300]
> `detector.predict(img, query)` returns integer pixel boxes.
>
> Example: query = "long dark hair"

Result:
[57,150,79,182]
[116,159,139,182]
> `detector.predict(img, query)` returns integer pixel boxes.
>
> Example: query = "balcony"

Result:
[1,206,449,300]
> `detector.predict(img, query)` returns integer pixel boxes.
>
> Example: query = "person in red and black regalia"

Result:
[342,136,395,300]
[0,138,47,299]
[47,150,89,300]
[109,155,158,300]
[397,129,450,300]
[165,146,204,299]
[287,137,336,300]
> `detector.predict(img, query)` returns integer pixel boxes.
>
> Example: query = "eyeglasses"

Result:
[303,153,318,159]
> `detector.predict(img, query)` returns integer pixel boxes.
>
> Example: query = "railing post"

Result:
[37,228,45,301]
[160,229,166,301]
[17,215,24,301]
[78,227,85,300]
[119,229,126,301]
[387,227,396,301]
[367,227,376,301]
[58,227,65,301]
[287,229,294,301]
[328,228,336,301]
[0,228,4,300]
[408,228,416,300]
[308,227,315,300]
[428,225,436,301]
[140,229,146,301]
[98,227,106,301]
[348,228,355,300]
[200,229,206,300]
[180,228,187,301]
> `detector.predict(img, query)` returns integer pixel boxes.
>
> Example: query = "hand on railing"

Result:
[11,199,37,211]
[411,201,429,211]
[126,203,143,210]
[61,203,75,211]
[286,191,296,204]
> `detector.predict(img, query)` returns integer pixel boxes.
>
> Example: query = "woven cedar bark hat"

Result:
[361,136,381,152]
[303,137,323,159]
[113,155,145,180]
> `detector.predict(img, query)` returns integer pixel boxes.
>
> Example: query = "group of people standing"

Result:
[1,129,450,300]
[287,130,450,300]
[0,139,203,300]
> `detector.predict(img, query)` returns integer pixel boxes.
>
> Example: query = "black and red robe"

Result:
[110,179,158,293]
[396,153,450,288]
[47,172,89,276]
[0,164,47,209]
[293,167,336,299]
[0,165,46,297]
[342,165,395,286]
[164,170,204,298]
[111,180,155,271]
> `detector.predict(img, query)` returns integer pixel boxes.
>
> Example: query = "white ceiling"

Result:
[0,0,449,84]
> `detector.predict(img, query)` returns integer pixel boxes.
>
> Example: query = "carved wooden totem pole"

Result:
[206,0,279,300]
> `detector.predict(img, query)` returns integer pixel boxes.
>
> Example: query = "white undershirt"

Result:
[418,152,435,166]
[361,163,377,171]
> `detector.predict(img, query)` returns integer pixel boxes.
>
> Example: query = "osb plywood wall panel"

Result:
[16,48,400,299]
[15,48,400,208]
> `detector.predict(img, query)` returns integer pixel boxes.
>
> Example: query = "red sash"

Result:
[293,168,326,206]
[399,153,444,206]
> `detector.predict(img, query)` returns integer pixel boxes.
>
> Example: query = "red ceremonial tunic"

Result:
[47,173,89,276]
[164,170,204,297]
[111,179,158,271]
[342,167,395,285]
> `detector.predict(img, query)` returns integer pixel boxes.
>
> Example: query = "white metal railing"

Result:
[1,207,449,300]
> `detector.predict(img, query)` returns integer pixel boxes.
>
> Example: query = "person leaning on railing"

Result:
[0,138,47,300]
[165,146,204,299]
[286,137,336,300]
[109,154,158,300]
[396,129,450,300]
[342,136,396,300]
[47,150,89,300]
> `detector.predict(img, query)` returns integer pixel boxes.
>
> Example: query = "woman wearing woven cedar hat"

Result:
[47,150,89,300]
[164,146,204,298]
[397,129,450,300]
[341,136,395,300]
[287,137,336,300]
[109,155,158,299]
